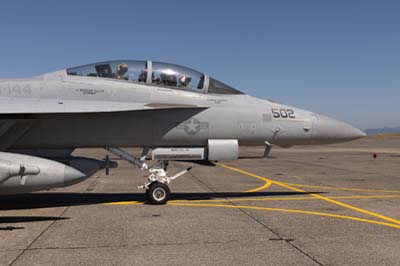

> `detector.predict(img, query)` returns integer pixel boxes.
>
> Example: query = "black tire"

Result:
[147,182,170,205]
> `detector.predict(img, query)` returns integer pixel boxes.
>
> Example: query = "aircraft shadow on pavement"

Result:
[0,216,68,224]
[0,191,323,210]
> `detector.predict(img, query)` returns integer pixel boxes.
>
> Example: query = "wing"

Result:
[0,118,36,151]
[0,98,208,151]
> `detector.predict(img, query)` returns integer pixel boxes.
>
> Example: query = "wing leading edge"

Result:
[0,98,208,114]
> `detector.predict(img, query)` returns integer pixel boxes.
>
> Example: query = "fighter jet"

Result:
[0,60,365,204]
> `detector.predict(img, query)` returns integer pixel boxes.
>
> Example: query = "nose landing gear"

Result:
[106,147,191,205]
[139,164,192,205]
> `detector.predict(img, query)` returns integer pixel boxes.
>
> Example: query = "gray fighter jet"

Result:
[0,60,365,204]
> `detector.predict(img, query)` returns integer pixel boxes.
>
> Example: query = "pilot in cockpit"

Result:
[138,70,147,83]
[115,63,129,80]
[179,75,191,88]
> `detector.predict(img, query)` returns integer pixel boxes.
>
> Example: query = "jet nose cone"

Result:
[313,114,366,144]
[63,165,87,186]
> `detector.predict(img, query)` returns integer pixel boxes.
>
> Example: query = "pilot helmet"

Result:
[179,76,191,87]
[117,63,129,75]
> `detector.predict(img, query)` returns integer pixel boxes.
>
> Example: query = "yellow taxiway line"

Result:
[104,200,400,229]
[282,182,400,194]
[104,194,400,205]
[217,163,400,227]
[169,194,400,204]
[168,202,400,230]
[242,173,272,192]
[104,163,400,230]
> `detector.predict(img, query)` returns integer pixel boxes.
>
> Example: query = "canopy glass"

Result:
[66,60,243,95]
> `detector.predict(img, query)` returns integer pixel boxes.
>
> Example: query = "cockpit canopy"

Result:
[66,60,243,95]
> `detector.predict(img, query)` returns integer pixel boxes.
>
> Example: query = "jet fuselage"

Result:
[0,73,364,150]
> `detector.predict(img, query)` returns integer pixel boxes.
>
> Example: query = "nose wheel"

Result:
[105,147,192,205]
[141,166,191,204]
[146,182,170,205]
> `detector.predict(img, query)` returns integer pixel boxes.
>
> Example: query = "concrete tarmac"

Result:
[1,135,400,266]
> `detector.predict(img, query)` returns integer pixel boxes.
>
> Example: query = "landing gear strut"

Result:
[105,147,191,205]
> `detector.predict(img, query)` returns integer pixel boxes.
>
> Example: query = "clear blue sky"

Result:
[0,1,399,129]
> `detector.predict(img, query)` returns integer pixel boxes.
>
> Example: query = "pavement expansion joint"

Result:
[231,199,325,266]
[21,239,242,252]
[7,207,70,266]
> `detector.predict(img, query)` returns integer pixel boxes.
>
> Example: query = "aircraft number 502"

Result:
[272,108,296,119]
